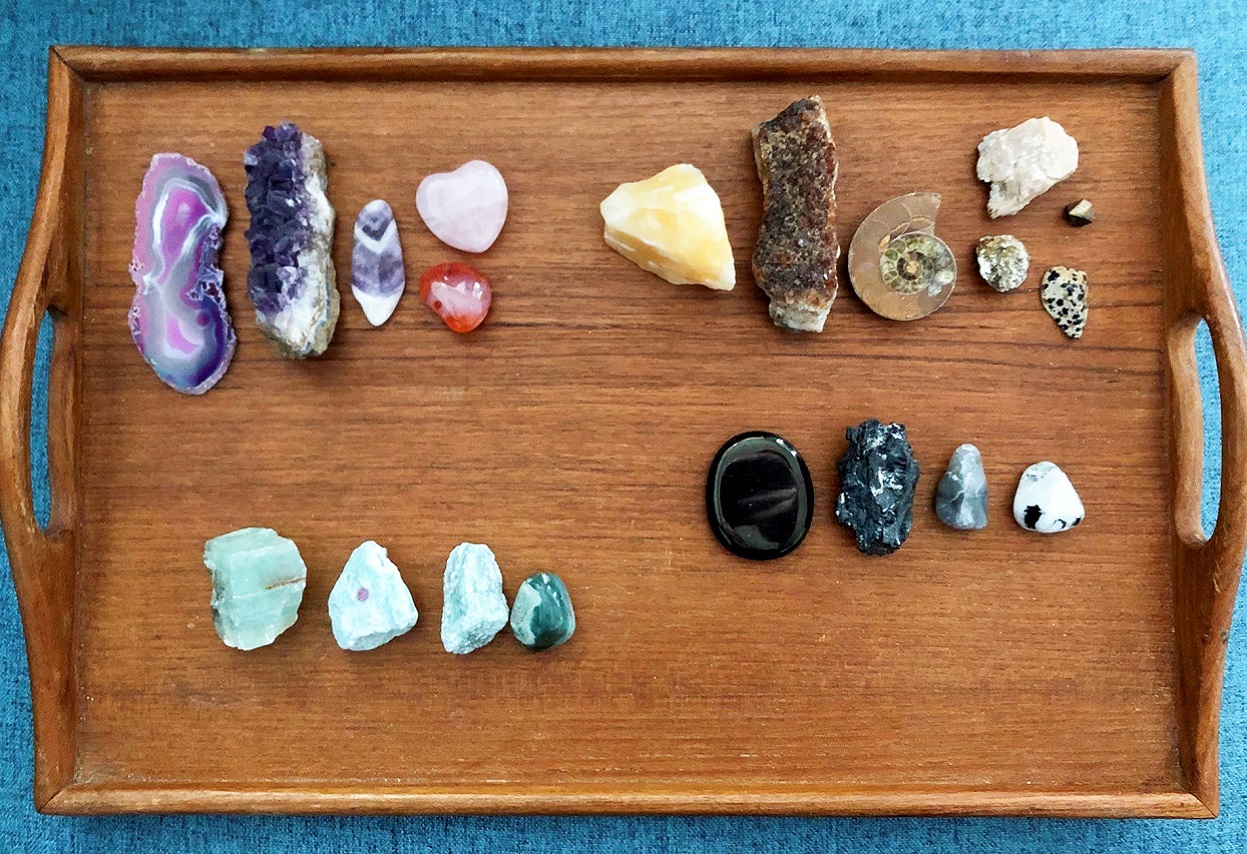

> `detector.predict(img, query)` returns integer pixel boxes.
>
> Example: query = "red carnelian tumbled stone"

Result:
[419,262,493,333]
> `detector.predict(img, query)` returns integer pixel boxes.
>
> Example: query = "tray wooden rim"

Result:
[2,45,1244,818]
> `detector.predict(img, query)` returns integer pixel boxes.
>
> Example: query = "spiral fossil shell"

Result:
[847,192,957,320]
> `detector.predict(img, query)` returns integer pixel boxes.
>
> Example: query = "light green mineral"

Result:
[203,527,308,651]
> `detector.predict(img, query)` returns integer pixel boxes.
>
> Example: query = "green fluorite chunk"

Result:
[203,527,307,651]
[509,572,575,651]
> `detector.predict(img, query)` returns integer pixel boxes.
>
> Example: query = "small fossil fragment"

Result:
[751,96,840,332]
[351,200,405,326]
[977,117,1078,218]
[1041,266,1089,339]
[203,527,307,651]
[834,419,920,556]
[328,541,418,651]
[417,160,509,254]
[243,121,339,358]
[128,153,235,394]
[1064,199,1095,226]
[848,193,956,320]
[975,235,1029,293]
[1013,461,1084,533]
[599,163,735,290]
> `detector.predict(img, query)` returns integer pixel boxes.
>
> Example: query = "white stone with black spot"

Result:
[1041,266,1088,339]
[1013,461,1085,533]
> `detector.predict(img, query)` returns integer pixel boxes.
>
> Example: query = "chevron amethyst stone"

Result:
[243,121,339,358]
[128,153,235,395]
[351,199,405,326]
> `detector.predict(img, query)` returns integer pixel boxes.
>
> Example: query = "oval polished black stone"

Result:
[705,431,814,560]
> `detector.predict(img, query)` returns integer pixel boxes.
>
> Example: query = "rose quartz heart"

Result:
[416,160,508,254]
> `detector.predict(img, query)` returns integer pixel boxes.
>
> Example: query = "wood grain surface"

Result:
[1,47,1243,817]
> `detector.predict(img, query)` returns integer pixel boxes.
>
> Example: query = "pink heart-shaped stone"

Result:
[416,160,508,253]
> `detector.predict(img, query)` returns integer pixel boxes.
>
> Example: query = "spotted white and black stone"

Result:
[1040,266,1088,339]
[1012,461,1085,534]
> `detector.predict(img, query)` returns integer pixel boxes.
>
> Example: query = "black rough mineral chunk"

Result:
[834,419,920,556]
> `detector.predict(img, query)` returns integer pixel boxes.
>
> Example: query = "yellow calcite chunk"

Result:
[599,164,736,291]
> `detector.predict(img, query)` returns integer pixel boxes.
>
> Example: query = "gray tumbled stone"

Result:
[935,444,989,531]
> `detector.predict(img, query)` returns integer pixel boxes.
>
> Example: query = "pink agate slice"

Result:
[128,153,235,394]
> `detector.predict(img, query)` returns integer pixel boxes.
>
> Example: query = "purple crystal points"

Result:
[351,199,405,326]
[243,121,339,358]
[128,153,235,395]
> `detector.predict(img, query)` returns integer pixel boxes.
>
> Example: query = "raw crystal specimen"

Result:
[1041,266,1089,339]
[203,527,307,651]
[752,97,839,331]
[977,117,1078,218]
[834,419,920,556]
[328,541,418,651]
[128,153,235,394]
[935,444,989,531]
[599,163,735,291]
[243,121,339,358]
[420,262,492,333]
[416,160,509,253]
[847,193,955,320]
[509,572,576,651]
[1064,199,1095,226]
[705,431,814,560]
[1013,461,1084,533]
[975,235,1029,293]
[441,542,510,654]
[351,200,405,326]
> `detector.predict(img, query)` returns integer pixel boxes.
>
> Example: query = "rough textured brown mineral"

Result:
[751,96,840,333]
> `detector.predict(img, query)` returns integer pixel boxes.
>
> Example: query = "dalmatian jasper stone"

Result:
[1040,266,1088,339]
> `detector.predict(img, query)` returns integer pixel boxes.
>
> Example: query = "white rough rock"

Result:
[440,542,510,654]
[1013,461,1085,533]
[328,540,418,651]
[977,117,1079,218]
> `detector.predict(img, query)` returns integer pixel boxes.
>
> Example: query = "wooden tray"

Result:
[2,46,1245,818]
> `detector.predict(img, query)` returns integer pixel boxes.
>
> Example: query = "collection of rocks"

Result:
[707,423,1085,560]
[202,535,574,654]
[973,116,1093,339]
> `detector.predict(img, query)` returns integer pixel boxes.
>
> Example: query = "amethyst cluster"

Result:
[243,121,339,358]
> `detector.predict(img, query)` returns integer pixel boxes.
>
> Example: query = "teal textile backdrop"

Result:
[0,0,1243,850]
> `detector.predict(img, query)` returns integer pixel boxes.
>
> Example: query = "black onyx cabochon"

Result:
[705,431,815,560]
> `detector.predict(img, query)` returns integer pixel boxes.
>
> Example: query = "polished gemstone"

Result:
[419,262,493,333]
[509,572,576,651]
[1013,461,1085,533]
[416,160,509,253]
[128,153,235,395]
[203,527,307,650]
[935,443,989,530]
[705,431,814,560]
[351,199,405,326]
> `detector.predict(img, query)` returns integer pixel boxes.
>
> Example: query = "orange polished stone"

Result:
[418,262,493,333]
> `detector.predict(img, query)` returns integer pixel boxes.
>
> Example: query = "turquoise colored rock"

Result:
[509,572,575,651]
[328,540,418,651]
[440,542,509,654]
[203,527,307,650]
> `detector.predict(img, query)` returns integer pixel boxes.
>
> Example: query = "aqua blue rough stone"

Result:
[509,572,575,651]
[440,542,510,654]
[203,527,307,651]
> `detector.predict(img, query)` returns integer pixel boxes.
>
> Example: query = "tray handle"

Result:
[0,50,82,809]
[1163,55,1247,816]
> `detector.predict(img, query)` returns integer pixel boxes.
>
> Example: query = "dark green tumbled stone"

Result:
[509,572,575,651]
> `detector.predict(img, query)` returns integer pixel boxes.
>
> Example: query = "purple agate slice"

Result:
[243,121,339,358]
[128,153,235,395]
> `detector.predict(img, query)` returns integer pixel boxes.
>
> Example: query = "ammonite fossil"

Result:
[847,192,957,321]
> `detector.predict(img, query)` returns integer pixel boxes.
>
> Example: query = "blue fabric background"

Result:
[0,0,1243,850]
